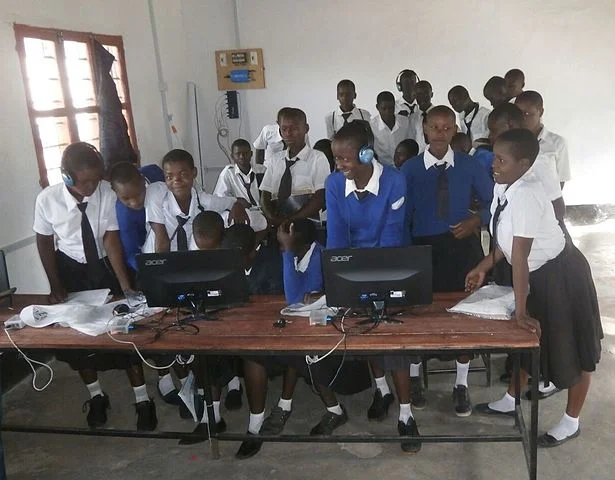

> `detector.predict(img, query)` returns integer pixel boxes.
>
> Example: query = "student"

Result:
[259,108,330,226]
[253,108,311,168]
[313,138,336,173]
[401,106,494,417]
[369,91,413,167]
[33,142,156,430]
[505,68,525,101]
[326,122,421,453]
[192,210,225,250]
[394,139,420,169]
[483,76,510,109]
[515,91,571,187]
[410,81,435,151]
[448,85,491,144]
[325,79,371,139]
[395,69,419,116]
[470,128,602,448]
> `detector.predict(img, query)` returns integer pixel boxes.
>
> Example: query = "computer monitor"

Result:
[322,246,432,315]
[136,249,249,310]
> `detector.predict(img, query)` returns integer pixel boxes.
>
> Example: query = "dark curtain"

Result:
[92,40,137,172]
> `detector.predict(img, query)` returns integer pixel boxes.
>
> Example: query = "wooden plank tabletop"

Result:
[0,294,538,354]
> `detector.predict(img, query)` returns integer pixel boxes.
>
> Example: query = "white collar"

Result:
[167,187,201,218]
[294,241,317,273]
[285,144,310,162]
[345,160,383,197]
[423,146,455,170]
[463,103,480,121]
[398,97,416,107]
[537,125,548,142]
[62,183,100,211]
[244,244,262,276]
[337,105,358,115]
[233,164,254,182]
[499,168,540,202]
[375,114,399,133]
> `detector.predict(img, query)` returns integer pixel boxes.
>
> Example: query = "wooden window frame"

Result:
[14,24,138,187]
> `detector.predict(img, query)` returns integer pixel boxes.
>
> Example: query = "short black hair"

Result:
[505,68,525,83]
[109,161,141,186]
[278,107,307,124]
[396,139,419,157]
[483,76,507,96]
[221,223,256,254]
[231,138,251,151]
[448,85,469,100]
[450,133,472,153]
[376,91,395,105]
[516,90,543,109]
[162,149,194,169]
[337,79,356,91]
[494,128,539,165]
[426,105,456,123]
[292,219,317,248]
[193,211,224,245]
[415,80,433,93]
[333,121,373,151]
[276,107,293,122]
[61,142,103,176]
[489,103,524,127]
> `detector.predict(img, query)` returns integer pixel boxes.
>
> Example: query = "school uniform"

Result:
[492,170,602,388]
[459,105,491,143]
[325,106,371,139]
[369,114,413,167]
[395,97,417,117]
[282,242,323,304]
[471,146,494,176]
[402,146,494,292]
[537,125,571,183]
[253,123,310,169]
[245,244,283,296]
[409,105,435,153]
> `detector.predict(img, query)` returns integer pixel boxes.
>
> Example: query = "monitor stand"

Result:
[357,301,404,325]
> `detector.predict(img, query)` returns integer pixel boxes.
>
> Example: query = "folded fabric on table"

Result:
[447,284,515,320]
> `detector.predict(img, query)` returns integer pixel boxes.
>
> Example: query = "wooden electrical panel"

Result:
[215,48,265,90]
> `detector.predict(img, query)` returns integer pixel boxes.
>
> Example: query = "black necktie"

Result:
[277,159,295,203]
[175,215,189,251]
[77,202,99,267]
[341,112,352,125]
[491,198,508,250]
[241,172,257,206]
[422,110,429,143]
[434,164,449,220]
[464,105,479,142]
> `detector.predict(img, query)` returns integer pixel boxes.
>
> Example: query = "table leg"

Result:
[200,356,220,460]
[0,354,7,479]
[514,352,521,428]
[529,348,539,480]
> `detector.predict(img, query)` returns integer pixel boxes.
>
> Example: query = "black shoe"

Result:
[260,406,292,435]
[179,394,204,420]
[83,393,110,428]
[398,417,422,453]
[538,428,580,448]
[157,384,181,405]
[136,399,158,431]
[410,376,427,410]
[224,385,243,411]
[474,402,515,417]
[367,390,394,421]
[524,386,562,401]
[452,385,472,417]
[310,405,348,435]
[178,418,227,445]
[236,431,263,459]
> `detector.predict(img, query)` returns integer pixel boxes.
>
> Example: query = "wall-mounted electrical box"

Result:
[215,48,265,91]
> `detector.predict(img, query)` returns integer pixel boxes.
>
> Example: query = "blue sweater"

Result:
[472,147,494,176]
[401,152,493,238]
[116,165,165,271]
[326,165,407,248]
[282,243,324,304]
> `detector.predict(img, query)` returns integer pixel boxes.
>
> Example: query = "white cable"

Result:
[305,333,346,365]
[4,328,53,392]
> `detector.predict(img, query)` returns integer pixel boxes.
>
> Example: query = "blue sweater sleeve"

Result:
[471,159,495,226]
[400,160,416,244]
[282,247,324,304]
[116,202,140,271]
[380,169,408,247]
[325,175,348,248]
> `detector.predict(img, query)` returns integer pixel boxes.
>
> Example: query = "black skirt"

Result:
[527,244,603,389]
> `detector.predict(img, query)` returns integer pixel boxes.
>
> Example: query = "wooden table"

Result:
[0,294,540,480]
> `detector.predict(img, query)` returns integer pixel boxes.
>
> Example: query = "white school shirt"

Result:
[409,105,435,153]
[259,144,330,200]
[325,106,371,139]
[213,164,266,207]
[529,153,562,202]
[253,123,310,169]
[33,180,119,263]
[459,105,491,142]
[491,170,565,272]
[395,97,417,116]
[369,114,413,167]
[537,126,571,182]
[143,183,235,252]
[423,145,455,170]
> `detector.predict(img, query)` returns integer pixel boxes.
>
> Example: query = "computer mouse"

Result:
[113,303,130,316]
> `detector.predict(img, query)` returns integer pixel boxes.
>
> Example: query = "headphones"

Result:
[358,145,375,164]
[61,142,104,188]
[396,69,420,92]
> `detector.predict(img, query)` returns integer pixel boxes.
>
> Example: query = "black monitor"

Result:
[322,246,432,317]
[136,249,249,310]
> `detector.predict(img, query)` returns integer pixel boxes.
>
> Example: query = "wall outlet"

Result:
[219,52,227,67]
[250,51,258,66]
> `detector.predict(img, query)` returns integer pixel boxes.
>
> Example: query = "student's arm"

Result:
[552,197,566,223]
[556,137,571,187]
[260,191,284,226]
[379,172,408,247]
[324,175,348,248]
[452,159,494,238]
[253,127,269,165]
[325,112,334,140]
[212,168,232,197]
[289,154,329,220]
[103,230,132,292]
[511,236,540,337]
[36,233,67,304]
[116,204,140,271]
[150,222,170,253]
[306,245,324,294]
[399,161,415,244]
[465,247,505,292]
[281,251,306,304]
[288,190,324,221]
[255,150,265,165]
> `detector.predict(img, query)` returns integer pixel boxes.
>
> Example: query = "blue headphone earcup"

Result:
[358,146,374,164]
[61,170,74,187]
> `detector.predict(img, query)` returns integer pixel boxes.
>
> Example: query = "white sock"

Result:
[326,404,344,416]
[455,361,470,387]
[158,373,175,396]
[375,376,391,396]
[539,381,558,394]
[197,388,204,396]
[488,392,516,413]
[133,384,149,404]
[248,411,265,434]
[410,363,421,377]
[179,376,189,388]
[227,376,241,391]
[398,403,413,423]
[547,413,579,441]
[86,380,103,399]
[201,401,221,424]
[278,398,292,412]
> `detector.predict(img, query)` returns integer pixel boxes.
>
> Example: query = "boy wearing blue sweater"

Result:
[401,106,494,417]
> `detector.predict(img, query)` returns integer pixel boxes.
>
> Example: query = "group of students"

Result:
[32,66,602,461]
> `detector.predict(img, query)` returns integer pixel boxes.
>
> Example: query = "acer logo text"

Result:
[144,259,167,266]
[330,255,352,262]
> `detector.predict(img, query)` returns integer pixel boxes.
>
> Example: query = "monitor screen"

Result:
[136,249,249,308]
[322,246,432,309]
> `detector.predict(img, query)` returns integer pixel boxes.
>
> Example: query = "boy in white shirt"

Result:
[483,76,511,109]
[253,108,310,168]
[505,68,525,102]
[369,91,413,166]
[395,69,419,117]
[325,79,371,139]
[410,81,435,152]
[448,85,491,145]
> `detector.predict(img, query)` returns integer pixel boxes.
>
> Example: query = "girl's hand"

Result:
[465,268,486,292]
[515,312,542,338]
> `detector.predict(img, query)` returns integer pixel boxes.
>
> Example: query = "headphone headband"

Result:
[396,69,420,92]
[61,142,104,187]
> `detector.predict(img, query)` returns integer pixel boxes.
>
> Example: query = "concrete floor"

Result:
[2,220,614,480]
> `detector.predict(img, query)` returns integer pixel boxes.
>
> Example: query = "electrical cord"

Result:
[4,328,53,392]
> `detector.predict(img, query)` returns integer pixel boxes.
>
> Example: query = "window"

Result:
[14,24,138,187]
